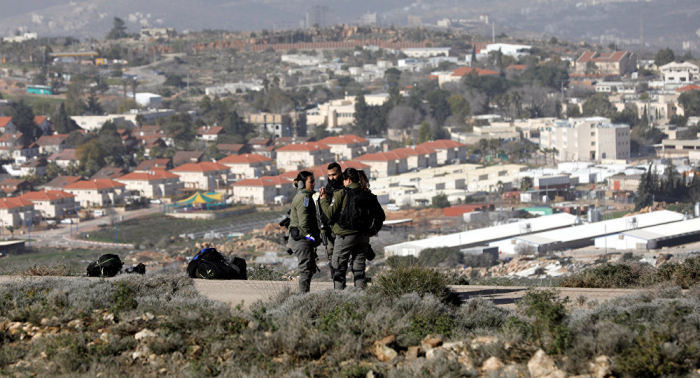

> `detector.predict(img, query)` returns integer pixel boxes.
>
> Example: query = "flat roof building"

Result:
[594,217,700,250]
[384,213,579,257]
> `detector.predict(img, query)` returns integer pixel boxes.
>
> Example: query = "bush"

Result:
[560,263,654,288]
[368,266,461,306]
[248,264,287,281]
[509,289,572,354]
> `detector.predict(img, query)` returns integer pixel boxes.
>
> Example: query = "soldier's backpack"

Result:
[187,248,247,280]
[336,188,386,236]
[87,254,123,277]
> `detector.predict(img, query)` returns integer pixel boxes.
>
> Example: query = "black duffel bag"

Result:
[187,248,247,280]
[87,254,123,277]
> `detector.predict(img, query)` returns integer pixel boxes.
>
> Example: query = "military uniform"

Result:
[289,188,320,293]
[321,180,344,275]
[320,182,369,290]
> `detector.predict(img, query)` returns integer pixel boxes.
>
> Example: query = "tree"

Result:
[521,176,534,191]
[9,100,42,142]
[431,193,450,208]
[678,91,700,117]
[585,61,599,75]
[426,89,452,125]
[84,91,103,115]
[418,121,432,143]
[582,93,613,117]
[106,17,128,40]
[6,226,14,239]
[117,99,139,114]
[447,94,470,123]
[53,103,80,134]
[388,106,420,131]
[64,80,85,116]
[654,48,675,67]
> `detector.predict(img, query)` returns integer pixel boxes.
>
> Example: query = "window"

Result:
[591,142,595,146]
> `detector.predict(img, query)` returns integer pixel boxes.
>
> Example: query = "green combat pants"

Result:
[331,233,369,290]
[290,238,315,293]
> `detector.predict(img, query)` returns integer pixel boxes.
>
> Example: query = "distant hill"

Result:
[1,0,698,51]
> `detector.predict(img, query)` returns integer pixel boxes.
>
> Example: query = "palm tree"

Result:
[130,79,139,99]
[6,226,14,239]
[540,148,551,165]
[551,147,559,164]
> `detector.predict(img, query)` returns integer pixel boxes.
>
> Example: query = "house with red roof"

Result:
[19,190,77,219]
[0,117,16,134]
[218,153,276,179]
[116,170,182,198]
[231,176,294,205]
[33,116,53,135]
[276,142,332,172]
[354,151,408,178]
[47,149,77,168]
[217,144,248,155]
[170,162,231,191]
[35,134,68,155]
[43,176,81,191]
[418,140,467,165]
[0,133,26,158]
[438,67,499,87]
[676,84,700,93]
[0,179,32,195]
[134,159,172,172]
[63,179,127,208]
[197,126,225,142]
[574,51,636,76]
[318,135,370,160]
[0,197,39,227]
[393,146,438,170]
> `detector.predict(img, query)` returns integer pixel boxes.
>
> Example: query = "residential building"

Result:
[483,43,531,58]
[134,93,162,107]
[539,118,631,161]
[0,179,32,195]
[231,176,294,205]
[438,67,499,87]
[0,133,25,158]
[91,167,126,180]
[354,151,409,178]
[0,117,16,134]
[133,159,172,172]
[574,51,637,76]
[43,176,81,191]
[0,197,39,228]
[196,126,225,142]
[19,158,47,177]
[115,170,182,198]
[218,153,276,179]
[318,135,370,160]
[172,151,204,167]
[246,112,306,138]
[402,48,451,58]
[170,162,231,191]
[63,179,127,208]
[35,134,68,155]
[306,95,392,130]
[19,190,77,219]
[217,144,247,155]
[660,62,699,85]
[33,116,53,135]
[47,149,77,168]
[276,142,333,172]
[418,140,468,165]
[393,146,438,170]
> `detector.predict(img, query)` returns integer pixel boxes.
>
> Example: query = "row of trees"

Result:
[635,163,700,210]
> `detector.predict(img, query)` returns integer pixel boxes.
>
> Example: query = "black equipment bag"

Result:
[87,254,123,277]
[336,188,386,236]
[187,248,247,280]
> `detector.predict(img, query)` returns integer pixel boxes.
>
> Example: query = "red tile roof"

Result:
[134,159,171,171]
[277,142,330,152]
[677,84,700,93]
[355,151,406,162]
[281,161,371,179]
[33,116,48,126]
[577,51,629,63]
[44,176,81,189]
[171,162,229,173]
[450,67,499,77]
[0,117,12,128]
[318,134,369,145]
[197,126,225,135]
[117,171,180,181]
[419,140,466,150]
[217,144,245,153]
[35,134,68,147]
[232,176,292,187]
[64,179,126,190]
[393,146,437,157]
[20,190,75,201]
[48,149,76,161]
[0,197,35,209]
[506,64,527,71]
[218,153,272,164]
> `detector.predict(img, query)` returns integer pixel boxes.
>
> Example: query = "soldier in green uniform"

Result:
[288,171,321,293]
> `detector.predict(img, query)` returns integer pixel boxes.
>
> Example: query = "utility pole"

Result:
[492,23,495,43]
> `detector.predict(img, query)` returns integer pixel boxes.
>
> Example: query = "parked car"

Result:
[60,219,73,224]
[387,204,401,211]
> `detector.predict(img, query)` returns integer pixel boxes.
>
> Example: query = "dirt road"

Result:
[0,275,638,308]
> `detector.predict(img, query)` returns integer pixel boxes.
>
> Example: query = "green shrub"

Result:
[511,289,572,354]
[408,314,455,339]
[248,264,287,281]
[368,266,460,306]
[560,263,654,288]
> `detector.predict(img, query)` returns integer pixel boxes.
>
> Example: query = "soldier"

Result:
[289,171,321,293]
[318,162,344,276]
[320,168,384,289]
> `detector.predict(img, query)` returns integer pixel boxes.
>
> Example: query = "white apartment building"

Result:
[19,190,77,219]
[318,135,369,160]
[306,94,391,130]
[483,43,531,58]
[63,179,127,208]
[402,48,451,58]
[231,176,294,205]
[218,153,276,179]
[660,62,699,85]
[170,162,231,191]
[276,143,333,172]
[0,197,40,228]
[540,118,631,162]
[115,171,182,198]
